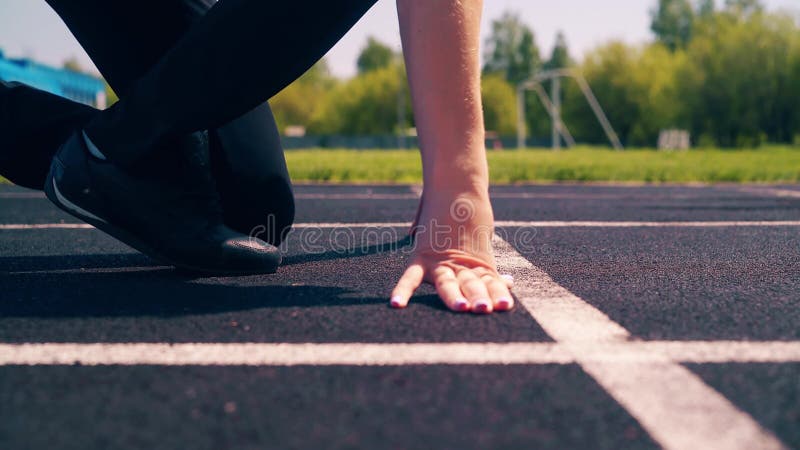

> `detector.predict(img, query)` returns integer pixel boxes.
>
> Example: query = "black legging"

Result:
[0,0,378,240]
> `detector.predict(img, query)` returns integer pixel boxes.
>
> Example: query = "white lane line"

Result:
[0,191,689,200]
[0,223,411,230]
[294,192,639,200]
[296,220,800,228]
[1,341,798,366]
[0,192,46,199]
[622,341,800,364]
[493,236,785,450]
[291,222,410,229]
[296,193,418,200]
[0,343,569,366]
[0,223,94,230]
[5,220,800,231]
[6,266,170,275]
[495,220,800,228]
[737,186,800,199]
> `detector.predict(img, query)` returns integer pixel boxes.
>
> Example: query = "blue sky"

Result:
[1,0,797,78]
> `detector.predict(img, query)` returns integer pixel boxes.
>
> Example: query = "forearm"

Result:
[397,0,488,194]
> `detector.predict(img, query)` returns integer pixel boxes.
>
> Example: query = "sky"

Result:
[0,0,798,79]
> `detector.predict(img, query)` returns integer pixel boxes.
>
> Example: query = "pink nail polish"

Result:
[390,296,404,308]
[454,298,470,311]
[496,297,513,310]
[473,299,492,313]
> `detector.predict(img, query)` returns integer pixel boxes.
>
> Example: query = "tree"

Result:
[561,41,684,146]
[543,31,572,70]
[724,0,764,17]
[678,9,798,146]
[696,0,715,18]
[482,11,541,85]
[356,37,395,75]
[62,57,84,73]
[650,0,695,51]
[309,63,411,135]
[270,59,337,132]
[481,75,517,135]
[105,83,118,107]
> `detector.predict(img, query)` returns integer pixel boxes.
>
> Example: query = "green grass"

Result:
[2,146,799,185]
[285,146,800,184]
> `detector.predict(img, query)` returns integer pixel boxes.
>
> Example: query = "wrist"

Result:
[424,161,489,197]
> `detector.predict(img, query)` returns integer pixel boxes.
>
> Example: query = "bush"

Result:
[309,63,411,135]
[481,74,518,135]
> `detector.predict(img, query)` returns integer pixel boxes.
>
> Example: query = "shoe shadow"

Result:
[0,268,368,318]
[0,253,160,273]
[0,235,413,272]
[0,244,446,319]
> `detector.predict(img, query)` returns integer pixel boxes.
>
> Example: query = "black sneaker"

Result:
[44,131,281,275]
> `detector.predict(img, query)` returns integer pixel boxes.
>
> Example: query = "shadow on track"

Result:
[0,236,447,319]
[0,271,377,318]
[280,235,413,266]
[0,236,413,272]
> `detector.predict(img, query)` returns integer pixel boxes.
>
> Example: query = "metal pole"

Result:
[573,74,624,150]
[551,77,561,150]
[516,86,526,149]
[397,80,406,149]
[530,83,577,148]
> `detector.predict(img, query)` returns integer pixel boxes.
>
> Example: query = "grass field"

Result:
[284,146,800,184]
[2,146,799,185]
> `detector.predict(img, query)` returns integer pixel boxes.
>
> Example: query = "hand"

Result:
[390,190,514,314]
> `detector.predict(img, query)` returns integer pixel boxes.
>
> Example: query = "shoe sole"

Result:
[45,158,278,276]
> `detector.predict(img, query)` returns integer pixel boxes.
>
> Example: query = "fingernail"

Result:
[390,296,404,308]
[496,297,513,310]
[454,298,470,311]
[473,299,492,313]
[501,274,514,283]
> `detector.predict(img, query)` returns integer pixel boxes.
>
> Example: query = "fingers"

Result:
[500,274,514,288]
[390,263,424,309]
[433,266,471,312]
[484,274,514,311]
[456,270,493,314]
[391,264,515,314]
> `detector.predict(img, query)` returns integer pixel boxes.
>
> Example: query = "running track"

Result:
[1,183,798,449]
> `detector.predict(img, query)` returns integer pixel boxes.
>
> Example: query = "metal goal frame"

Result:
[516,69,623,150]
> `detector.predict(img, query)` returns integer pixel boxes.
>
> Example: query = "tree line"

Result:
[271,0,800,147]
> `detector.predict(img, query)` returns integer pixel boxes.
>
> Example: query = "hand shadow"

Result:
[280,234,413,266]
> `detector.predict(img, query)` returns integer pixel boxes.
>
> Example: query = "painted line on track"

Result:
[4,220,800,231]
[1,341,798,366]
[0,191,712,201]
[0,220,794,448]
[493,236,785,450]
[497,220,800,228]
[0,223,94,229]
[737,186,800,199]
[0,192,46,199]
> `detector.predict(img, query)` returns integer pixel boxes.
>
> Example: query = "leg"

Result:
[84,0,378,164]
[0,80,96,189]
[0,0,205,190]
[210,103,294,240]
[45,0,296,241]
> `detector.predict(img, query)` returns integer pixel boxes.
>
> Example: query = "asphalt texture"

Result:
[1,183,799,449]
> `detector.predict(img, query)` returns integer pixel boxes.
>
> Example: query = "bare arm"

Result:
[397,0,488,194]
[391,0,514,314]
